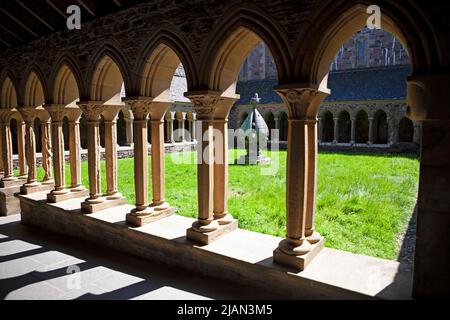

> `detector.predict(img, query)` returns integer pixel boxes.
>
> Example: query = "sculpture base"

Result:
[20,183,54,195]
[47,188,89,203]
[236,155,271,165]
[81,196,127,214]
[273,237,324,271]
[126,206,175,227]
[187,220,238,245]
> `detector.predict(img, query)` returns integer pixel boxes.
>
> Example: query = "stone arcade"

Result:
[0,0,449,299]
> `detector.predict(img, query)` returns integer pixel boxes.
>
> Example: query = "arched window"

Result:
[398,117,414,143]
[322,111,334,143]
[373,110,388,144]
[355,110,369,143]
[338,111,351,143]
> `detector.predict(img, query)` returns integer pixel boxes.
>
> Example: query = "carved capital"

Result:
[18,106,38,123]
[45,104,66,123]
[186,94,221,119]
[275,87,329,119]
[126,99,152,120]
[78,103,106,121]
[0,109,13,124]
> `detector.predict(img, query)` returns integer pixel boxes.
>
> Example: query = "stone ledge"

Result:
[18,192,413,300]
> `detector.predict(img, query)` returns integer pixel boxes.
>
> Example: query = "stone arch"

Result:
[355,110,369,144]
[398,117,414,143]
[203,5,291,94]
[373,110,388,144]
[23,70,46,107]
[89,54,126,104]
[338,110,351,143]
[297,1,439,91]
[279,112,288,142]
[135,31,197,95]
[321,111,334,143]
[0,76,19,109]
[52,62,81,107]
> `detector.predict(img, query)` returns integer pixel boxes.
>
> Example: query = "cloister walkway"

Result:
[0,214,276,300]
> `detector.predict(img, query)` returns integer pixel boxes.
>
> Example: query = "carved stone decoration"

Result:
[41,121,53,183]
[275,88,329,119]
[186,94,221,119]
[45,104,66,123]
[126,99,152,120]
[78,103,106,121]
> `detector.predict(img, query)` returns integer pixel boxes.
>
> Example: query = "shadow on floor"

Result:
[0,215,278,300]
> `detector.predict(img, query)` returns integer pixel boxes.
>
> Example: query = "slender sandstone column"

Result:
[168,119,174,143]
[125,118,133,146]
[274,88,329,257]
[0,118,15,181]
[46,105,68,194]
[0,125,3,176]
[104,113,122,200]
[213,118,233,225]
[68,119,83,190]
[317,117,322,143]
[187,95,219,233]
[41,120,54,184]
[305,120,321,243]
[150,119,166,207]
[17,121,28,179]
[178,117,185,142]
[19,108,39,187]
[79,104,105,203]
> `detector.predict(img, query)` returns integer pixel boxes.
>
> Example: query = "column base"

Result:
[81,196,127,214]
[47,188,89,203]
[273,237,324,271]
[187,219,238,245]
[0,178,23,188]
[126,205,175,227]
[20,182,55,195]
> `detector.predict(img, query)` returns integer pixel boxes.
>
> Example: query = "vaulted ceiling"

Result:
[0,0,148,52]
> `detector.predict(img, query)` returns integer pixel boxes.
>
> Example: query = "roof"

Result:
[235,65,411,105]
[0,0,149,52]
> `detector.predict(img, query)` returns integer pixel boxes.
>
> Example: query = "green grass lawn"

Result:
[29,150,419,260]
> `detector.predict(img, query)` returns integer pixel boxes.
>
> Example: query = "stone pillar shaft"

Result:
[125,118,133,146]
[333,118,339,143]
[86,119,102,199]
[151,119,165,206]
[41,121,53,182]
[25,120,38,185]
[1,122,14,180]
[51,121,65,191]
[197,119,214,223]
[305,121,320,243]
[104,119,119,197]
[350,117,356,144]
[213,119,228,219]
[134,118,149,211]
[17,121,28,178]
[368,117,374,144]
[69,121,83,189]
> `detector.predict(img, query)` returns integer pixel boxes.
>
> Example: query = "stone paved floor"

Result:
[0,214,277,300]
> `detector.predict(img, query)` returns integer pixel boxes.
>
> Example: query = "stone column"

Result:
[17,121,28,179]
[317,117,322,144]
[125,118,133,146]
[187,95,219,233]
[79,103,106,204]
[350,116,356,145]
[213,118,233,225]
[150,118,166,207]
[305,120,321,243]
[166,118,174,143]
[177,116,185,142]
[273,87,328,269]
[41,119,54,185]
[102,106,123,200]
[368,117,374,144]
[407,74,450,298]
[333,117,339,144]
[46,105,69,200]
[127,101,152,216]
[0,111,16,183]
[18,107,44,192]
[390,118,399,145]
[274,117,281,142]
[413,122,421,144]
[65,108,85,192]
[0,125,3,176]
